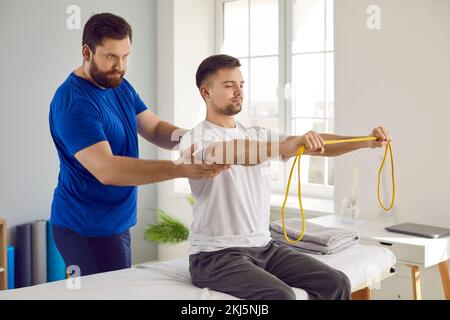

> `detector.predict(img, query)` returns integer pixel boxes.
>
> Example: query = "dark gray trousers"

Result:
[189,240,352,300]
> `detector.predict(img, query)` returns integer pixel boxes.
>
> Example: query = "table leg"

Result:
[438,260,450,300]
[406,264,422,300]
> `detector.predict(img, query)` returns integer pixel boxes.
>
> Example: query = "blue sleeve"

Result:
[133,91,148,115]
[53,99,107,156]
[123,79,148,115]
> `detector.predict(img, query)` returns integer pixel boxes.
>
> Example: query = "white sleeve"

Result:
[267,128,289,143]
[179,128,216,162]
[247,126,290,162]
[245,125,289,142]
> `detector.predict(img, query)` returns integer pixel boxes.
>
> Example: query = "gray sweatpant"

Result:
[189,240,352,300]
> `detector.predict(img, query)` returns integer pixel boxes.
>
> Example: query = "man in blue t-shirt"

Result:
[49,13,228,276]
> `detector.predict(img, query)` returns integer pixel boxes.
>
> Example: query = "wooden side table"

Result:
[308,215,450,300]
[0,219,7,290]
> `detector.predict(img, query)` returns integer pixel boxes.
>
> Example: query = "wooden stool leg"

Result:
[407,264,422,300]
[351,287,371,300]
[438,261,450,300]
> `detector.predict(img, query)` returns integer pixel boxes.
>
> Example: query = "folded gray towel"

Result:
[270,218,359,255]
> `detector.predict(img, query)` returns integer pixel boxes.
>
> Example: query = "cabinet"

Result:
[0,219,7,290]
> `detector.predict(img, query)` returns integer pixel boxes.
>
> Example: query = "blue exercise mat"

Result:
[7,246,14,289]
[15,223,32,288]
[46,220,66,282]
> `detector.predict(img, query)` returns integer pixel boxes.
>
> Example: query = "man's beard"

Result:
[218,101,242,116]
[89,59,126,89]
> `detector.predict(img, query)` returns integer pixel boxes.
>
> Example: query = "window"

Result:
[218,0,334,199]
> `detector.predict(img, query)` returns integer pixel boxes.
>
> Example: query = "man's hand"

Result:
[281,131,325,160]
[175,144,230,179]
[301,131,326,155]
[368,126,392,148]
[177,163,230,180]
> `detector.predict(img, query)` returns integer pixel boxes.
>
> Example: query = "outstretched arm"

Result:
[282,126,392,158]
[319,126,392,157]
[200,132,325,165]
[196,127,391,164]
[74,141,229,186]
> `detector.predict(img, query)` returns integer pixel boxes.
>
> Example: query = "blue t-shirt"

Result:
[49,72,148,237]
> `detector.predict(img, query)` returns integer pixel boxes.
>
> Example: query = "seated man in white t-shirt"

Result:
[179,54,391,300]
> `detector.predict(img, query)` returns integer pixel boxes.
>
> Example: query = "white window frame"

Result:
[216,0,334,200]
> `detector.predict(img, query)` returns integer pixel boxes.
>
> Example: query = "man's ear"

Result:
[200,85,211,100]
[82,45,92,62]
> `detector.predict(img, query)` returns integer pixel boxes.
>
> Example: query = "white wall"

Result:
[0,0,158,265]
[156,0,216,260]
[334,0,450,299]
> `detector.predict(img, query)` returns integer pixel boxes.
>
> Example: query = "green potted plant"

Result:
[144,209,189,244]
[144,195,194,260]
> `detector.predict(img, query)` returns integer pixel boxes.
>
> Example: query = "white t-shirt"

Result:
[179,120,286,255]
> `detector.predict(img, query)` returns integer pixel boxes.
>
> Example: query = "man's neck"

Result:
[206,111,236,129]
[74,66,105,89]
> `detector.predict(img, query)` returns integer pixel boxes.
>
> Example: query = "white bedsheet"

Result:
[0,244,395,300]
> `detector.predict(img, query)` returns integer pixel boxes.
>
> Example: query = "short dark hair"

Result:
[82,13,132,52]
[196,54,241,88]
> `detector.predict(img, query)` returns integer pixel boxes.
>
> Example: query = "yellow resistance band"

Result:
[281,137,396,244]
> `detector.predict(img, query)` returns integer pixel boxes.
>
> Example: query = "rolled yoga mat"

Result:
[15,223,32,288]
[32,220,47,285]
[7,246,14,289]
[46,220,66,282]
